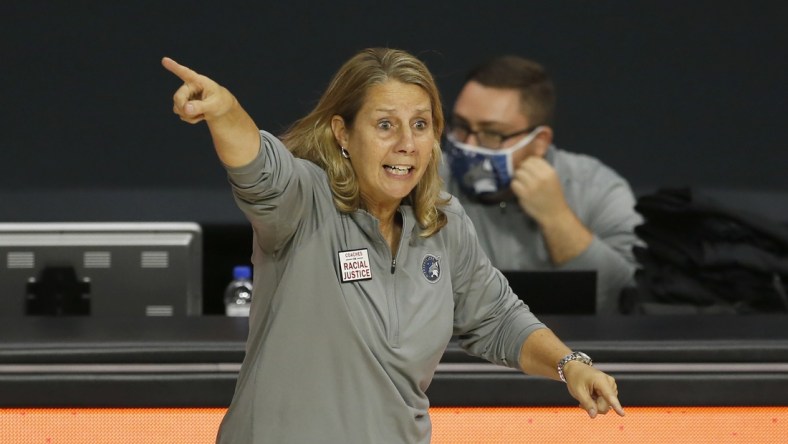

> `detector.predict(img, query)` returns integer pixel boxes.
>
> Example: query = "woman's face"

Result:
[333,80,435,211]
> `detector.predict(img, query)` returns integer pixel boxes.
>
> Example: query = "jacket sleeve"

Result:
[448,202,546,370]
[559,168,643,314]
[225,130,325,254]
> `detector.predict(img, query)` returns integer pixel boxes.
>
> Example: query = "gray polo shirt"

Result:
[216,131,545,444]
[443,145,642,314]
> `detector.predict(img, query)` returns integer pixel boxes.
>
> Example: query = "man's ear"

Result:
[331,115,348,147]
[532,126,554,157]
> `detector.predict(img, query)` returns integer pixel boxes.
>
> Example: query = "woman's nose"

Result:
[397,128,417,153]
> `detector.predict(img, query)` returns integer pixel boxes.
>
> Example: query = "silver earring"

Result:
[340,147,350,159]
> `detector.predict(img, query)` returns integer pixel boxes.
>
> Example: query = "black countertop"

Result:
[1,315,787,407]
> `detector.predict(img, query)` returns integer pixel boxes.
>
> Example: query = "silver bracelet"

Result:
[557,351,593,383]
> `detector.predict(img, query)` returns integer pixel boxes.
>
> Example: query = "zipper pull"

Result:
[390,258,396,274]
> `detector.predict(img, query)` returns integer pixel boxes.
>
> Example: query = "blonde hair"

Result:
[281,48,448,237]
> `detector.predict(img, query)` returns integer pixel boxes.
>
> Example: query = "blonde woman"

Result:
[163,48,623,444]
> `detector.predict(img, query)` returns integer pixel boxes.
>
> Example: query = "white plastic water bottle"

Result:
[224,265,253,317]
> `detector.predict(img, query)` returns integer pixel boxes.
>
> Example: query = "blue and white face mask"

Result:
[446,127,543,197]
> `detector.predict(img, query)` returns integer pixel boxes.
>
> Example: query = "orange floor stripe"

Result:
[1,406,786,443]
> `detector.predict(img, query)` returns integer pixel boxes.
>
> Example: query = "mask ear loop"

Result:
[504,126,544,176]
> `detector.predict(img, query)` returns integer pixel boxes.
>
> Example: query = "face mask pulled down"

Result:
[446,127,543,198]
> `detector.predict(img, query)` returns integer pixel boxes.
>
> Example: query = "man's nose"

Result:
[464,131,482,147]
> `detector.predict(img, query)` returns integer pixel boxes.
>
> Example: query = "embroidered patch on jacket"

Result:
[338,248,373,282]
[421,254,441,283]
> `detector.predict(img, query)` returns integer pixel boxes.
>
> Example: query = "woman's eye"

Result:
[378,121,392,130]
[414,120,428,130]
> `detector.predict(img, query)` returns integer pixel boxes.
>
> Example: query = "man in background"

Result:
[442,55,641,314]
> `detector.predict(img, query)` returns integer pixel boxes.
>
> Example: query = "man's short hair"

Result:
[465,55,556,126]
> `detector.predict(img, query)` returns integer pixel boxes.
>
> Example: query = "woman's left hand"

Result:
[563,361,625,418]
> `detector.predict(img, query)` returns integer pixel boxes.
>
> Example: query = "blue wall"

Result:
[2,1,787,224]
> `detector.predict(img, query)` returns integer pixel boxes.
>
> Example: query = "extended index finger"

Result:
[161,57,200,83]
[599,388,626,417]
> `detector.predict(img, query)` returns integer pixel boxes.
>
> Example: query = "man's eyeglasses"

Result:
[448,122,538,149]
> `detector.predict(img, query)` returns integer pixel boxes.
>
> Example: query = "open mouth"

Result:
[384,165,413,176]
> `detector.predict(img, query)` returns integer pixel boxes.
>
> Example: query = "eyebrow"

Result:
[452,113,508,129]
[374,107,432,114]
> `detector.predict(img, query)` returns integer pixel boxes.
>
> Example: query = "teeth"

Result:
[385,165,411,175]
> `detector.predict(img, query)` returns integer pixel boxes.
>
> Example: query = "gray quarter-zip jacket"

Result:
[216,131,546,444]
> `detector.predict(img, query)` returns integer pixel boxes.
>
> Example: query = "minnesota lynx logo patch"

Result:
[421,254,441,283]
